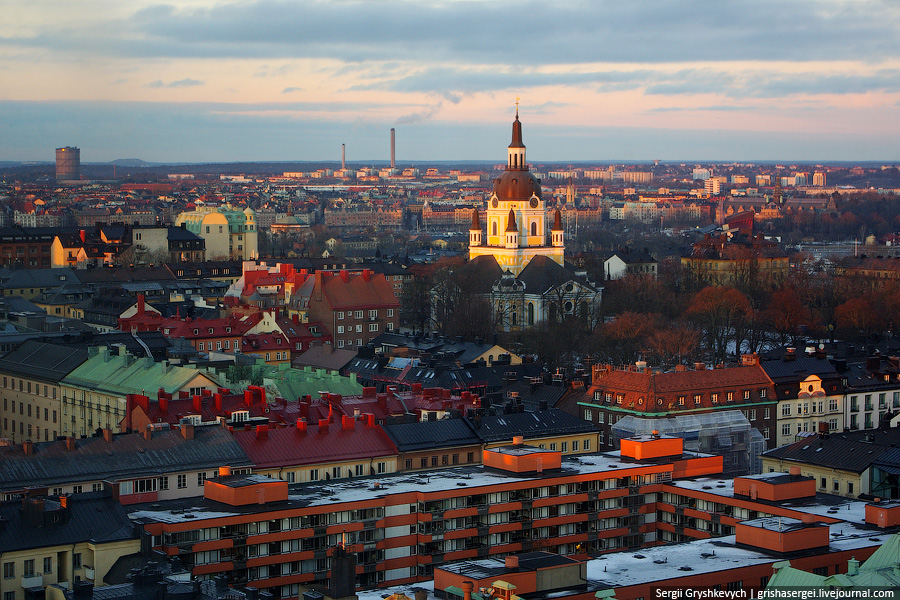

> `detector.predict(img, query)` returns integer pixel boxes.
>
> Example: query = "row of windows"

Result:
[2,399,58,422]
[337,323,379,334]
[1,377,58,398]
[3,555,72,580]
[405,452,475,470]
[782,399,840,416]
[280,462,387,483]
[592,388,765,406]
[336,309,394,320]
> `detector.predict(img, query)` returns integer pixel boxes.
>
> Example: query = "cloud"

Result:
[395,103,443,125]
[6,0,900,66]
[145,78,204,88]
[282,87,303,94]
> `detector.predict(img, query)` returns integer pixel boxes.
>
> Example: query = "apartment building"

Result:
[0,341,88,444]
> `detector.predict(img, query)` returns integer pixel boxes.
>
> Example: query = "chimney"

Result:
[462,581,474,600]
[143,426,153,442]
[159,390,169,414]
[79,229,86,243]
[181,422,194,440]
[340,269,349,283]
[65,437,77,451]
[23,440,34,455]
[512,435,524,446]
[341,414,355,430]
[505,555,519,569]
[193,394,202,414]
[318,418,329,433]
[102,428,114,443]
[296,418,307,434]
[847,557,860,576]
[790,466,802,477]
[390,128,396,169]
[214,393,223,412]
[256,425,268,440]
[362,268,371,282]
[219,466,231,477]
[137,294,145,315]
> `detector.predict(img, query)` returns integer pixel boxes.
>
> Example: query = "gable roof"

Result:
[383,419,481,452]
[0,427,251,492]
[472,408,597,442]
[231,420,398,469]
[0,492,135,553]
[0,340,88,381]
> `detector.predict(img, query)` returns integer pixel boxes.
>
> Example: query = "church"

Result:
[454,109,602,331]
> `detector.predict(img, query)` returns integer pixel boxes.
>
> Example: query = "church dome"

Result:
[492,170,542,202]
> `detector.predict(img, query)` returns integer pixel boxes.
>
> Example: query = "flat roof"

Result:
[490,444,560,457]
[737,472,814,485]
[740,516,823,533]
[127,452,673,524]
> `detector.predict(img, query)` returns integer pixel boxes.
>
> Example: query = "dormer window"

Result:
[225,327,231,333]
[208,328,214,334]
[193,329,199,335]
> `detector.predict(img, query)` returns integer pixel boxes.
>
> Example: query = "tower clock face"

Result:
[530,198,539,208]
[492,198,499,208]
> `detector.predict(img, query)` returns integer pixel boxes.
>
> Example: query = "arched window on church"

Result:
[492,222,497,236]
[530,221,537,237]
[527,302,535,325]
[511,312,517,326]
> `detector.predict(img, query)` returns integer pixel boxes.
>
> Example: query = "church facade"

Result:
[455,111,602,332]
[468,110,564,275]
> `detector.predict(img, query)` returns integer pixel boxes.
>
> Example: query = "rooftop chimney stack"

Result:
[341,143,346,170]
[390,128,396,169]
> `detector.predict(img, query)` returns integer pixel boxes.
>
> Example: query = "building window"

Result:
[43,557,52,574]
[848,482,854,495]
[3,562,14,579]
[309,469,319,481]
[584,439,590,451]
[198,472,207,486]
[820,477,827,489]
[727,391,734,402]
[572,440,579,452]
[23,560,34,577]
[387,309,394,318]
[781,423,791,437]
[73,553,81,569]
[177,474,187,489]
[584,409,593,421]
[420,457,428,468]
[760,389,767,398]
[782,404,791,416]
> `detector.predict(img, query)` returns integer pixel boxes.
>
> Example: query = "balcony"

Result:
[22,574,44,589]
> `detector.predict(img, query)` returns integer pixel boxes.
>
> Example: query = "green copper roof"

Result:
[217,359,361,400]
[62,346,217,396]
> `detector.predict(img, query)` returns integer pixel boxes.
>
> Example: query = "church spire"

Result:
[507,102,526,170]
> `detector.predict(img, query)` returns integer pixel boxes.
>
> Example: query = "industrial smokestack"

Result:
[341,143,345,170]
[390,128,396,169]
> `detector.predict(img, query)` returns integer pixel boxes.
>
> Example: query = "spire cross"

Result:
[515,97,520,115]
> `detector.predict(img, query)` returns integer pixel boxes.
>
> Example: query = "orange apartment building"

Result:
[125,432,888,599]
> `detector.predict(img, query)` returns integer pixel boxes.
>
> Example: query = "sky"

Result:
[2,0,900,163]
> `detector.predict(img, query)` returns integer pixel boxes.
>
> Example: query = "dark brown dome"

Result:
[492,170,542,202]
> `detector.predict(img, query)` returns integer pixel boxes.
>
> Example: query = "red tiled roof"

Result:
[317,271,399,310]
[588,363,774,413]
[231,419,399,469]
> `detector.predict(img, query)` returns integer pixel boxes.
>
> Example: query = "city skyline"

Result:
[3,0,900,163]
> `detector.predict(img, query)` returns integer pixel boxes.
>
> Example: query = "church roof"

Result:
[470,207,481,230]
[505,208,518,233]
[517,255,587,295]
[551,209,563,231]
[508,112,525,149]
[493,171,542,202]
[456,255,504,294]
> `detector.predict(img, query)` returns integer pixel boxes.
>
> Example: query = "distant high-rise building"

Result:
[390,128,396,169]
[813,171,827,187]
[55,146,80,180]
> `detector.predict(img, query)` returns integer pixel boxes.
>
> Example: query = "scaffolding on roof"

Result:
[612,409,766,476]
